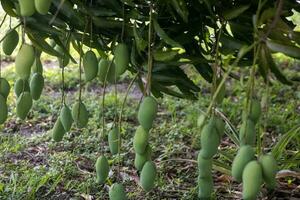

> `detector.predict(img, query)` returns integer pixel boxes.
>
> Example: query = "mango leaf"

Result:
[153,18,183,48]
[133,22,147,54]
[170,0,189,23]
[267,40,300,59]
[0,0,17,17]
[27,33,64,58]
[52,36,77,64]
[222,5,250,20]
[264,44,293,85]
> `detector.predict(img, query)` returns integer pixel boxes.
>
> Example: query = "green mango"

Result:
[34,0,52,15]
[215,81,226,104]
[210,115,225,137]
[30,73,44,100]
[16,92,33,120]
[55,45,69,67]
[134,145,152,171]
[83,50,98,81]
[259,154,277,189]
[52,117,66,142]
[95,155,109,184]
[198,176,214,199]
[0,95,8,124]
[197,152,212,178]
[18,0,35,16]
[14,78,30,97]
[0,78,11,99]
[249,99,261,124]
[231,145,255,182]
[15,44,35,80]
[242,161,263,200]
[31,56,43,74]
[109,183,127,200]
[98,59,110,83]
[60,105,73,132]
[114,43,129,76]
[197,114,205,128]
[2,29,19,55]
[137,96,158,131]
[133,126,149,154]
[239,119,256,146]
[108,127,120,155]
[71,101,89,128]
[140,161,156,192]
[98,59,117,83]
[200,121,220,159]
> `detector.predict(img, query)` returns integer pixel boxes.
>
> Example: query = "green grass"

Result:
[0,58,299,199]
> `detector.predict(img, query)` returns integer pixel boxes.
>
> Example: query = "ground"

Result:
[0,55,299,200]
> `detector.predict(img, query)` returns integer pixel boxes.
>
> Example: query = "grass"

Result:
[0,54,299,200]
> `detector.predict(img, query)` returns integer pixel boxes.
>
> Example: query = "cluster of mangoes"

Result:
[18,0,52,16]
[197,115,225,199]
[232,99,278,199]
[134,96,158,192]
[232,146,278,199]
[95,44,129,200]
[15,44,45,120]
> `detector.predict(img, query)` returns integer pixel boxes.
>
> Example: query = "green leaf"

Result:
[266,40,300,59]
[272,125,300,160]
[170,0,189,23]
[133,23,147,54]
[263,44,293,85]
[27,33,63,58]
[153,18,183,48]
[222,5,250,20]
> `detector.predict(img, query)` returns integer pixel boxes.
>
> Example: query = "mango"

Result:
[200,122,220,159]
[239,119,256,146]
[14,78,30,97]
[18,0,35,16]
[55,45,69,67]
[231,145,255,182]
[198,175,214,199]
[83,50,98,81]
[133,126,149,154]
[31,56,43,74]
[71,101,89,128]
[60,105,73,132]
[215,81,226,104]
[35,0,52,15]
[197,114,205,128]
[108,127,120,155]
[0,78,11,99]
[0,95,8,124]
[259,154,277,189]
[114,43,129,76]
[2,29,19,55]
[134,145,152,171]
[30,73,44,100]
[16,92,32,120]
[242,161,263,200]
[15,44,35,80]
[95,155,109,184]
[98,58,118,83]
[137,96,158,131]
[52,117,65,142]
[249,99,261,124]
[140,161,156,192]
[109,183,127,200]
[197,152,212,178]
[210,115,225,137]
